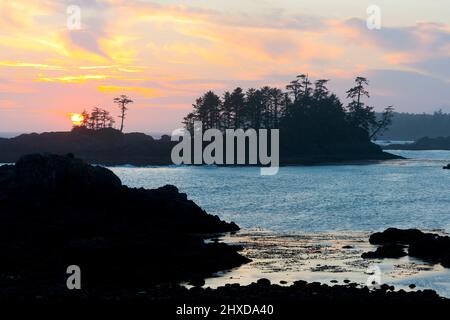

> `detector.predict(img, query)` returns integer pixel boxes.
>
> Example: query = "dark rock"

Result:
[409,235,450,261]
[13,153,122,196]
[3,279,448,306]
[292,280,307,288]
[362,244,407,259]
[0,153,249,299]
[369,228,427,245]
[443,164,450,170]
[257,278,271,286]
[342,245,353,249]
[441,255,450,268]
[409,284,416,289]
[380,284,391,291]
[280,280,288,285]
[189,278,206,287]
[367,228,450,269]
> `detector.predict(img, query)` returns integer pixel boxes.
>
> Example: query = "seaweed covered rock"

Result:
[0,153,248,299]
[364,228,450,268]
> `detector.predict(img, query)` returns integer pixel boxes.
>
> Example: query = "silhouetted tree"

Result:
[191,91,221,130]
[85,107,115,130]
[81,110,90,127]
[313,79,330,100]
[88,107,101,130]
[182,112,196,134]
[229,87,245,129]
[245,88,263,130]
[370,106,394,139]
[346,77,376,131]
[114,95,133,132]
[269,87,284,128]
[221,91,234,129]
[183,74,395,151]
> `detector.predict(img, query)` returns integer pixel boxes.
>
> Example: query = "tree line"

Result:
[75,95,134,132]
[377,110,450,140]
[182,75,394,147]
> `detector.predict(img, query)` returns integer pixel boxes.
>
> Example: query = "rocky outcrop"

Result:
[361,243,407,259]
[443,164,450,169]
[369,228,428,245]
[0,153,249,298]
[362,228,450,268]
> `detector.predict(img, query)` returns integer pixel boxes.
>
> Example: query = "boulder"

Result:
[369,228,428,245]
[362,244,407,259]
[409,236,450,261]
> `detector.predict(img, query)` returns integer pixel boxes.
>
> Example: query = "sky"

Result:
[1,0,450,133]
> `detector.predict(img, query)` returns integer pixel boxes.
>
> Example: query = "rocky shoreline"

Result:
[0,129,402,166]
[362,228,450,267]
[0,153,447,307]
[0,153,249,299]
[3,278,446,305]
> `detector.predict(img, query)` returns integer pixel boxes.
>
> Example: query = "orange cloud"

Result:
[384,53,416,65]
[98,85,162,98]
[35,75,109,83]
[0,61,65,70]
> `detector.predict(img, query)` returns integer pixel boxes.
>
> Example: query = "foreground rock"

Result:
[361,243,407,259]
[362,228,450,268]
[444,164,450,169]
[0,153,249,298]
[3,280,448,308]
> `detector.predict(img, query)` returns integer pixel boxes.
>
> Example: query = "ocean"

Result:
[108,150,450,297]
[110,150,450,233]
[2,149,450,296]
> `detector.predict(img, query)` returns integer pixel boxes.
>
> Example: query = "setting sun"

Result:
[70,113,85,126]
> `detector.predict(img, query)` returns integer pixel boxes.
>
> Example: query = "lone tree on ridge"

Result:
[114,95,134,132]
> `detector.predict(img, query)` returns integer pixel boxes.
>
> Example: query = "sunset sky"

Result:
[1,0,450,133]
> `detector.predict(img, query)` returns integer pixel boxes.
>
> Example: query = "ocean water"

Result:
[2,150,450,295]
[110,150,450,233]
[110,151,450,297]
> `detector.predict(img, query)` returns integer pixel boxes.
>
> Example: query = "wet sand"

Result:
[202,229,450,298]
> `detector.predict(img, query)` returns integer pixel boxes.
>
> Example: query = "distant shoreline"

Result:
[384,136,450,151]
[0,128,403,166]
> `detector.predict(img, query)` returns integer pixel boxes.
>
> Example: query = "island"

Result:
[0,76,402,166]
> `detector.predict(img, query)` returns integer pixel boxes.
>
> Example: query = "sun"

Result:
[70,113,85,126]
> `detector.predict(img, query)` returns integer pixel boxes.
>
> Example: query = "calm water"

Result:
[110,150,450,233]
[111,150,450,296]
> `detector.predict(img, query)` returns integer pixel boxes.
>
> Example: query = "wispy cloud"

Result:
[1,0,450,132]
